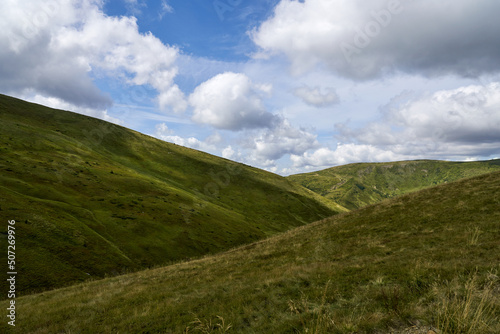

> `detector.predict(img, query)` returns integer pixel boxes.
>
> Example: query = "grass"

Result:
[185,316,233,333]
[434,272,498,334]
[288,160,500,210]
[3,170,499,333]
[0,94,343,295]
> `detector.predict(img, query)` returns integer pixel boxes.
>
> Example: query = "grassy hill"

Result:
[6,171,500,333]
[0,94,344,295]
[288,160,500,210]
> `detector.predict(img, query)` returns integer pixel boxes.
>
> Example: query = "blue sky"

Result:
[1,0,500,174]
[105,1,272,61]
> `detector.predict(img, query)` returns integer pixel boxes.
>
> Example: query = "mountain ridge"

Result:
[288,159,500,210]
[0,94,343,295]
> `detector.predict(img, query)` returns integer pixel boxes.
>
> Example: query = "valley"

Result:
[0,94,499,333]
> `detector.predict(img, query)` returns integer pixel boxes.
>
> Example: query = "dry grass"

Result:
[434,272,499,334]
[184,315,233,334]
[467,226,483,246]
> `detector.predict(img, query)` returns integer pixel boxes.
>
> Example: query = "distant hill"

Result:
[8,170,500,333]
[0,94,344,294]
[288,159,500,210]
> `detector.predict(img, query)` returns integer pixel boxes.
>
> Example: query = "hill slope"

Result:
[0,94,344,294]
[288,160,500,210]
[7,171,500,333]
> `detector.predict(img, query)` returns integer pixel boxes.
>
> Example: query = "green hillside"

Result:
[0,94,344,295]
[288,160,500,210]
[6,171,499,333]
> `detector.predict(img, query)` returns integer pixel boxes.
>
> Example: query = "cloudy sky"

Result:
[1,0,500,175]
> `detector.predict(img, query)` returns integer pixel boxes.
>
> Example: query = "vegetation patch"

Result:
[288,160,500,210]
[0,94,342,294]
[4,171,499,333]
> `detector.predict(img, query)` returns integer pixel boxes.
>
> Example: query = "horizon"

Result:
[1,0,500,175]
[6,91,500,177]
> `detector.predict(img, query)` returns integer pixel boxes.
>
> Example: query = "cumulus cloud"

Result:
[28,94,121,124]
[333,83,500,161]
[0,0,184,112]
[291,144,405,169]
[245,118,320,166]
[158,85,188,113]
[222,146,236,160]
[293,86,339,107]
[154,123,216,152]
[154,122,174,137]
[189,72,278,131]
[358,83,500,144]
[290,82,500,170]
[252,0,500,79]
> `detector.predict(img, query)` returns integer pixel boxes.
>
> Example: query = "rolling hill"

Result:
[6,170,499,333]
[0,94,345,295]
[288,160,500,210]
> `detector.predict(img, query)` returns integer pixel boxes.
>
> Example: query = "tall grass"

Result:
[434,272,498,334]
[287,281,338,333]
[184,315,232,333]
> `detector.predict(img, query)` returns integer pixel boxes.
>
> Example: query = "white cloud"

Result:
[333,82,500,162]
[289,82,500,171]
[154,122,174,136]
[0,0,185,113]
[354,83,500,145]
[254,83,273,96]
[157,85,187,113]
[154,123,216,152]
[159,0,174,20]
[222,146,235,159]
[291,144,405,169]
[293,86,339,107]
[28,94,121,124]
[205,132,223,146]
[3,0,498,177]
[189,72,277,131]
[246,118,319,166]
[252,0,500,79]
[124,0,147,16]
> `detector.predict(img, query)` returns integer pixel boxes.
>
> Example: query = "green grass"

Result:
[0,94,344,295]
[434,273,497,334]
[288,160,500,210]
[5,171,499,333]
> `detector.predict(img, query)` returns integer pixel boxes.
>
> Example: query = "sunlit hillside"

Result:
[0,94,344,295]
[6,171,499,333]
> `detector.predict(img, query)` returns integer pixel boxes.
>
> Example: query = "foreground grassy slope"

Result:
[0,94,343,295]
[8,171,500,333]
[288,160,500,210]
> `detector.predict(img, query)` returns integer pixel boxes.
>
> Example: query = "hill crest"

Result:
[0,93,343,294]
[288,159,500,210]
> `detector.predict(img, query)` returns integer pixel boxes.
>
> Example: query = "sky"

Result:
[1,0,500,175]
